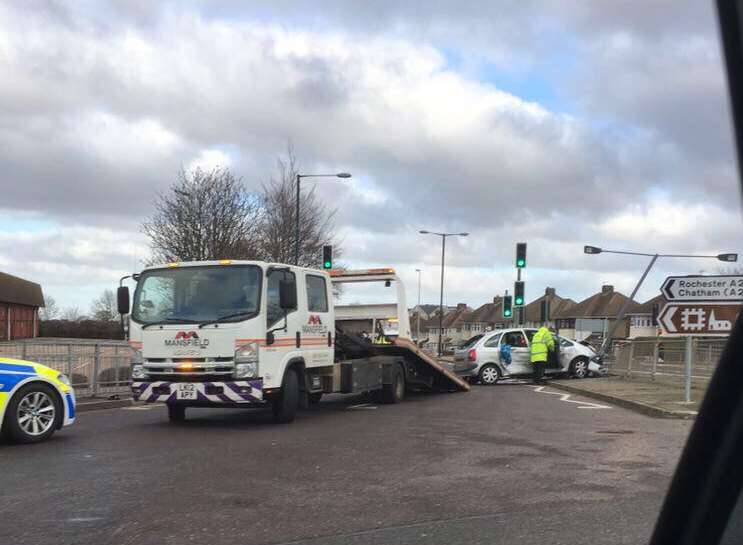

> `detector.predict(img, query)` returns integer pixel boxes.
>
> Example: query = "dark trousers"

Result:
[533,361,546,383]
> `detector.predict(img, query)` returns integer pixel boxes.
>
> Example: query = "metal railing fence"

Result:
[606,337,727,401]
[0,338,134,398]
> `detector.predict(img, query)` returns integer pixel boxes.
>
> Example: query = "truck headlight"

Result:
[132,364,148,380]
[234,342,259,379]
[235,362,258,379]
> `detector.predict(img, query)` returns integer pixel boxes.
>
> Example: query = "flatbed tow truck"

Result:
[117,261,468,423]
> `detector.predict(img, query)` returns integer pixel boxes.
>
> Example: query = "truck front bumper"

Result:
[131,380,264,404]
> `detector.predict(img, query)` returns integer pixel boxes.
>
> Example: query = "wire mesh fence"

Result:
[607,337,726,394]
[0,338,134,398]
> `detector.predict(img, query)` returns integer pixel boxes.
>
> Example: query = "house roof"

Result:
[462,297,504,324]
[522,288,577,323]
[439,304,471,328]
[552,285,636,319]
[627,294,666,315]
[0,271,45,308]
[415,304,439,314]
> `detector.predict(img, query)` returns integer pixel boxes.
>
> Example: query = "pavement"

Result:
[549,376,705,418]
[0,384,693,545]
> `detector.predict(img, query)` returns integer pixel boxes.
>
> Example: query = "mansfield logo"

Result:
[165,331,209,348]
[302,315,327,335]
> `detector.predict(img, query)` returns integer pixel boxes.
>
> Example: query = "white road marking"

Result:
[346,403,378,410]
[122,406,156,411]
[532,386,611,410]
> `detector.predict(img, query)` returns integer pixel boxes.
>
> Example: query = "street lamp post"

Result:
[415,268,422,344]
[295,172,352,265]
[584,245,738,355]
[419,230,469,357]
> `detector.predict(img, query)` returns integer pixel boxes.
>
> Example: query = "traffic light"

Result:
[322,245,332,269]
[514,281,525,307]
[503,295,513,318]
[516,242,527,268]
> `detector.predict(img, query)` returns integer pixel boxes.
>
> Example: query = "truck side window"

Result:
[267,270,297,327]
[306,274,329,313]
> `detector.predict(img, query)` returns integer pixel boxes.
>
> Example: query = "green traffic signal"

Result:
[516,243,527,268]
[322,245,332,269]
[502,295,513,318]
[514,281,525,307]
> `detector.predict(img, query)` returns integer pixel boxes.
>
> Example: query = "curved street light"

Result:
[419,230,470,356]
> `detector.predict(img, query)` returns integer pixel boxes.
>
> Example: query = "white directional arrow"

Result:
[660,305,677,333]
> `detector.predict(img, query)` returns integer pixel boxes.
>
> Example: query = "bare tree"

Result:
[61,307,84,322]
[91,289,118,322]
[258,148,341,267]
[142,167,262,263]
[40,295,59,321]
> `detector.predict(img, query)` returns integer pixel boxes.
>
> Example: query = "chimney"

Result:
[544,287,556,297]
[456,303,467,311]
[602,285,614,295]
[493,296,502,304]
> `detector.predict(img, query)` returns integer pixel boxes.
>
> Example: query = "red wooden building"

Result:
[0,271,44,341]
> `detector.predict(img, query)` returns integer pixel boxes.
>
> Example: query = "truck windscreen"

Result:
[131,265,262,325]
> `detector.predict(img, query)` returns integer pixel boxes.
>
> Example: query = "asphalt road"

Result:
[0,383,693,545]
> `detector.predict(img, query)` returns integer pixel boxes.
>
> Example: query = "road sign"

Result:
[661,275,743,301]
[658,302,741,335]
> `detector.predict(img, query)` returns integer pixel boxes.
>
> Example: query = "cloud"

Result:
[0,1,739,311]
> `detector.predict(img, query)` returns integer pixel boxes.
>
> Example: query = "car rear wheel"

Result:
[571,358,589,379]
[3,383,60,443]
[479,364,501,385]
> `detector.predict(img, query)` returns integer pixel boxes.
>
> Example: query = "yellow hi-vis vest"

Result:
[530,327,555,364]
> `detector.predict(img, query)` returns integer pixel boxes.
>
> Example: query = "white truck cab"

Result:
[119,261,467,423]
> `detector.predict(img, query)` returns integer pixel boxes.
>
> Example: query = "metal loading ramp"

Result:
[380,337,470,392]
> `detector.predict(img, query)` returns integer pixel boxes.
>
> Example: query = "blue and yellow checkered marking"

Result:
[0,358,76,427]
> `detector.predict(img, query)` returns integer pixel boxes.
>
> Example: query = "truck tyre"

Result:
[308,392,323,404]
[381,364,405,404]
[3,383,61,443]
[167,404,186,422]
[273,368,299,423]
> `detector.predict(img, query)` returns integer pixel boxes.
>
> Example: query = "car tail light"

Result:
[468,349,477,362]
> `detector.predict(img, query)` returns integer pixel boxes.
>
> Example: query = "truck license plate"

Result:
[176,383,197,400]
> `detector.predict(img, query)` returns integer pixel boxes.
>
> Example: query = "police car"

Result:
[0,358,76,443]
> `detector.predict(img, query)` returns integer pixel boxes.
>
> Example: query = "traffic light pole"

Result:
[438,235,446,357]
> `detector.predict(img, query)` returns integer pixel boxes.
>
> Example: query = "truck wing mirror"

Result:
[266,331,275,346]
[279,280,297,310]
[117,286,130,315]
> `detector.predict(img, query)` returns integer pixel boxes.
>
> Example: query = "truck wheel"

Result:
[308,392,323,404]
[167,404,186,422]
[273,368,299,423]
[381,364,405,404]
[3,383,61,443]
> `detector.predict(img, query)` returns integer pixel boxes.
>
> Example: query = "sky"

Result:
[1,0,742,313]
